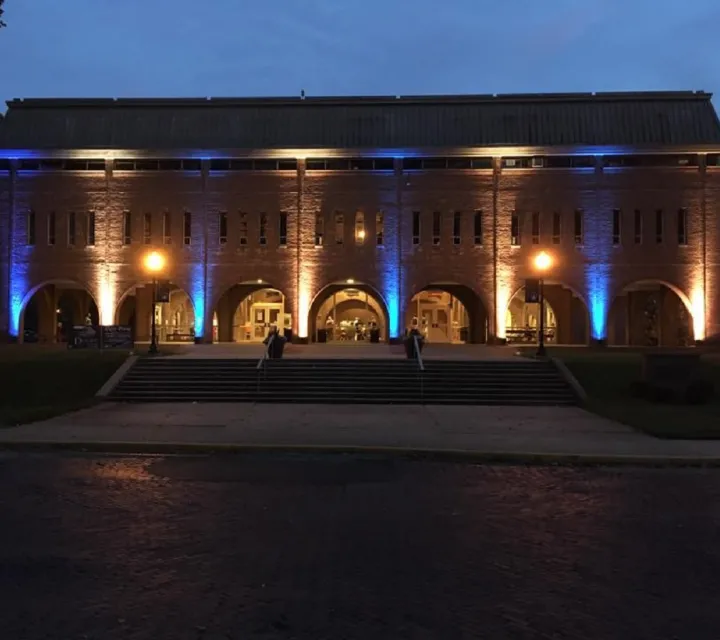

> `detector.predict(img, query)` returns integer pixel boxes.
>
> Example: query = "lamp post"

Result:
[533,251,553,357]
[143,250,166,355]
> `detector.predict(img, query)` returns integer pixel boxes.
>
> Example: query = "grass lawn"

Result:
[523,347,720,439]
[0,345,130,426]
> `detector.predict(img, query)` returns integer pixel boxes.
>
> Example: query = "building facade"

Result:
[1,91,720,346]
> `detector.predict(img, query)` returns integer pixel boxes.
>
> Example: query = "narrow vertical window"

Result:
[279,212,288,246]
[315,213,324,246]
[218,211,228,245]
[27,210,36,246]
[183,211,192,246]
[162,210,172,245]
[238,211,248,245]
[453,211,461,245]
[511,212,520,246]
[633,209,642,244]
[552,212,561,245]
[612,209,621,246]
[334,212,344,245]
[412,211,420,245]
[354,211,365,245]
[143,212,152,245]
[259,213,267,245]
[48,212,56,246]
[67,211,76,246]
[574,209,584,246]
[473,210,483,245]
[531,212,540,245]
[655,209,663,244]
[376,211,384,246]
[677,208,688,246]
[432,211,441,245]
[122,210,131,245]
[86,211,95,246]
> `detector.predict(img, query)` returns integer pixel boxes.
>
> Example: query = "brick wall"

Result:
[1,160,718,343]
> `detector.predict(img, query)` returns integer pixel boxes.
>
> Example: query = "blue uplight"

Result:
[190,263,205,338]
[379,234,401,339]
[586,264,610,340]
[9,261,30,337]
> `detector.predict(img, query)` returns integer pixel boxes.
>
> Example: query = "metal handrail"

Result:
[256,333,276,392]
[413,333,425,403]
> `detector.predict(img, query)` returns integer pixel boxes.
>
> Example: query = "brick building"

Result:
[1,91,719,347]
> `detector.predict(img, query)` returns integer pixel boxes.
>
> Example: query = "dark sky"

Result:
[1,0,718,107]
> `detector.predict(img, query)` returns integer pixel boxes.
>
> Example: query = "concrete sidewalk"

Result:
[2,402,720,463]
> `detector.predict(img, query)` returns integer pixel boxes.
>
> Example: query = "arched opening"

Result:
[116,283,196,343]
[505,283,589,345]
[309,283,388,343]
[20,281,99,344]
[213,283,291,343]
[406,284,487,344]
[608,281,694,347]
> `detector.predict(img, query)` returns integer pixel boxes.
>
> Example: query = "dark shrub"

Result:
[685,380,714,405]
[629,380,647,398]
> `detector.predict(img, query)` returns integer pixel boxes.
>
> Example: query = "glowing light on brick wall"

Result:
[190,263,205,337]
[298,281,311,338]
[380,250,401,339]
[98,270,116,326]
[9,263,29,337]
[690,285,706,341]
[586,264,610,340]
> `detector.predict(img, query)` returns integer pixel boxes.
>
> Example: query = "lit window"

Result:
[354,211,365,245]
[376,211,384,246]
[315,213,324,246]
[218,211,228,245]
[531,212,540,245]
[334,212,344,244]
[511,212,520,246]
[574,209,584,246]
[259,213,267,245]
[183,211,192,246]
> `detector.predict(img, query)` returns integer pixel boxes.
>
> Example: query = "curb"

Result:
[96,355,137,398]
[1,440,720,467]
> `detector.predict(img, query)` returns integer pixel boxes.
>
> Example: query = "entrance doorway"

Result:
[231,288,288,342]
[406,290,470,343]
[312,286,387,342]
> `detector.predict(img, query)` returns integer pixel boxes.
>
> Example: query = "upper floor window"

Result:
[531,212,540,245]
[655,209,663,244]
[334,212,344,245]
[412,211,420,245]
[48,212,57,246]
[552,212,561,245]
[162,210,172,245]
[143,212,152,245]
[402,157,493,170]
[432,212,441,246]
[218,211,228,245]
[238,211,248,246]
[26,210,36,246]
[510,212,520,246]
[315,213,324,247]
[279,212,288,247]
[376,212,384,246]
[209,158,297,171]
[259,213,267,246]
[354,211,365,245]
[87,211,96,246]
[612,209,621,246]
[122,210,131,245]
[183,211,192,246]
[67,211,76,246]
[574,209,584,246]
[473,210,483,245]
[633,209,642,244]
[677,208,688,246]
[306,157,394,171]
[453,211,461,245]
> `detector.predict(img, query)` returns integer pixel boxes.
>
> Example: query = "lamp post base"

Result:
[536,344,546,357]
[148,342,159,355]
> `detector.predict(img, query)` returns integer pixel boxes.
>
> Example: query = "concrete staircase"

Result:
[109,357,578,405]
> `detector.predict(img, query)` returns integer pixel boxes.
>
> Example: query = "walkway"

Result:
[155,342,520,360]
[4,402,720,461]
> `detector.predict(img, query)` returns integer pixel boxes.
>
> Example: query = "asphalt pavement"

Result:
[1,452,719,639]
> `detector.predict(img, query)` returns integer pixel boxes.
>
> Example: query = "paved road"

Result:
[1,453,719,639]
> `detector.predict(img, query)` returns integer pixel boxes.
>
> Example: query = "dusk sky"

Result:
[1,0,719,107]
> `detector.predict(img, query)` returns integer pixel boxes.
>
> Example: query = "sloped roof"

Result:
[0,91,719,151]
